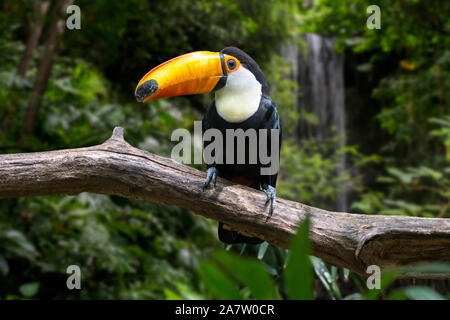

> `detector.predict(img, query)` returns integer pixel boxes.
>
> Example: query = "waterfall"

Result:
[281,33,348,211]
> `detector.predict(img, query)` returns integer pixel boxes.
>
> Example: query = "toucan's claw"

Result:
[261,183,276,217]
[203,167,217,191]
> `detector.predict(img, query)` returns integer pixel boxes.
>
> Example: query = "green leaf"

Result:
[363,270,399,300]
[385,289,407,300]
[310,256,332,298]
[343,268,350,281]
[257,242,269,260]
[310,256,341,299]
[386,167,413,184]
[0,255,9,275]
[285,218,313,300]
[4,230,36,260]
[330,266,338,281]
[343,293,363,300]
[212,250,280,300]
[164,289,183,300]
[239,244,247,256]
[19,282,40,298]
[174,282,205,300]
[198,261,243,300]
[158,112,175,126]
[402,262,450,278]
[403,286,446,300]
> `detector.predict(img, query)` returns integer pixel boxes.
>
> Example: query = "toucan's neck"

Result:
[214,67,262,123]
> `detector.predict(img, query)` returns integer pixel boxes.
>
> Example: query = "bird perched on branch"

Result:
[135,47,281,244]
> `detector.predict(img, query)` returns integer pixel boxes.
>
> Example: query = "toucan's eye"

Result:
[227,59,236,70]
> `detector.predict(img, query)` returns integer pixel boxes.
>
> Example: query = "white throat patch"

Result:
[214,67,262,123]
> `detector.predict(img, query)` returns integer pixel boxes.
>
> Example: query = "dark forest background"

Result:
[0,0,449,299]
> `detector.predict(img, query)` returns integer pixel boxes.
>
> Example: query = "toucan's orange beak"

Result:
[135,51,230,102]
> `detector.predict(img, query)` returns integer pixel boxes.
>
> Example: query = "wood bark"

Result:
[0,127,449,277]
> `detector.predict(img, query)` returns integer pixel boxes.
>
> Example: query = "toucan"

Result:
[135,47,281,244]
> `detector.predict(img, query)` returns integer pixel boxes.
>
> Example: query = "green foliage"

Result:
[401,286,446,300]
[278,138,342,207]
[0,194,217,299]
[0,0,299,299]
[353,122,450,218]
[430,115,450,162]
[199,250,280,299]
[265,53,300,132]
[297,0,450,162]
[192,219,313,300]
[365,263,450,300]
[284,218,313,300]
[19,282,40,298]
[277,137,377,210]
[310,257,342,300]
[298,0,449,221]
[180,221,449,301]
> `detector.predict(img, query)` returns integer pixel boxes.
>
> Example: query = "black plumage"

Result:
[202,47,282,244]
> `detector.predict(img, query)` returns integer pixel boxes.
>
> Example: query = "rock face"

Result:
[281,33,348,211]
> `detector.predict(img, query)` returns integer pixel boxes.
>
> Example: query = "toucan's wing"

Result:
[258,95,282,188]
[202,99,214,132]
[202,100,216,169]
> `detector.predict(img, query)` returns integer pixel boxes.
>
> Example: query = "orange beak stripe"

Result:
[135,51,228,102]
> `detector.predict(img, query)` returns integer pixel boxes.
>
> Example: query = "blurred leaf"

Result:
[401,262,450,278]
[343,293,363,300]
[343,268,350,282]
[174,282,205,300]
[0,255,9,275]
[212,250,280,300]
[257,242,269,260]
[19,282,40,298]
[330,266,338,280]
[386,167,413,184]
[239,244,247,256]
[403,286,446,300]
[363,270,399,300]
[310,256,341,299]
[164,289,183,300]
[198,261,243,300]
[385,289,407,300]
[285,218,313,300]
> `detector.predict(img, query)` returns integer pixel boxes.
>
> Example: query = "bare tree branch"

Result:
[1,127,449,277]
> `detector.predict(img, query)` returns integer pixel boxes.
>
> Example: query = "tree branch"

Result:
[1,127,449,277]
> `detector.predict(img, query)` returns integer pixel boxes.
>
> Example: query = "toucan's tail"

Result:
[218,222,264,245]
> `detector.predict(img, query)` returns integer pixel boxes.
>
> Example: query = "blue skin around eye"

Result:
[227,60,236,69]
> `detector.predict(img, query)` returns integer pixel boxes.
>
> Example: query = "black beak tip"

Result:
[135,79,159,101]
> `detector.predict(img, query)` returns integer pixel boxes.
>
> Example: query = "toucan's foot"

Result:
[203,167,217,191]
[261,183,276,217]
